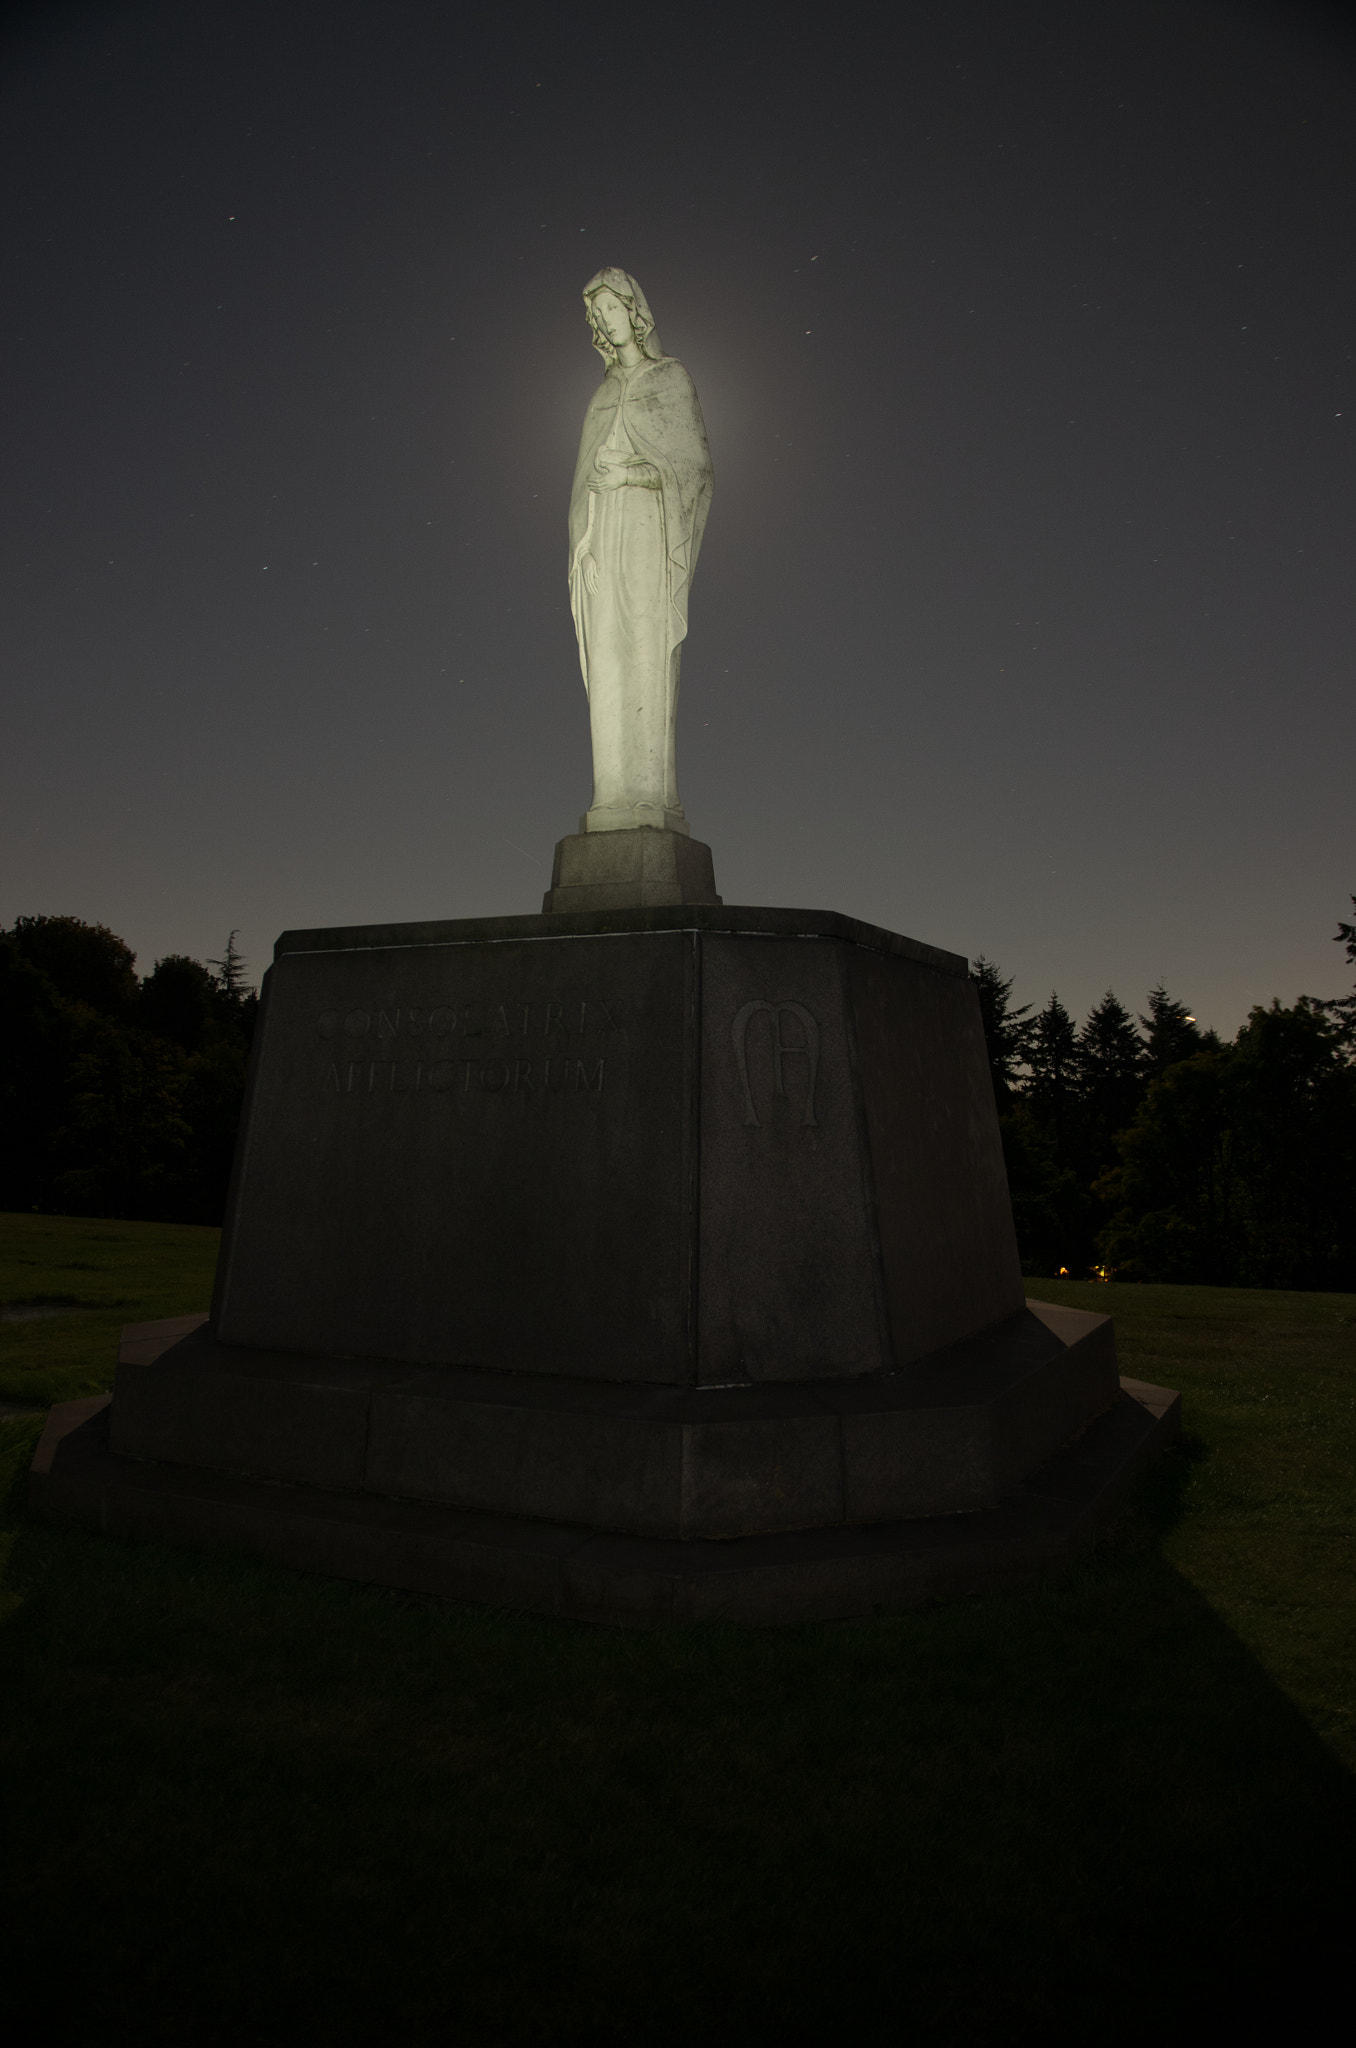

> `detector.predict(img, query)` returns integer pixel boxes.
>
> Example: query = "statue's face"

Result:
[590,288,636,349]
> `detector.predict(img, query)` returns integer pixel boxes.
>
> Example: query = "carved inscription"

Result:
[315,1000,621,1041]
[314,995,618,1101]
[322,1057,604,1095]
[732,1000,820,1128]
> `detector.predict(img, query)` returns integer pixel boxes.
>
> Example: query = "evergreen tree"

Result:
[1010,991,1104,1274]
[969,956,1033,1105]
[148,941,258,1220]
[1,913,258,1224]
[1228,997,1356,1285]
[1328,896,1356,1047]
[0,933,70,1209]
[208,930,251,1005]
[1077,992,1145,1136]
[1026,994,1080,1144]
[997,1099,1085,1277]
[1097,1049,1237,1284]
[1139,983,1211,1076]
[1102,998,1356,1288]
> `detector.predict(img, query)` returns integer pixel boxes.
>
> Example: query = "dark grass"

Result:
[1,1223,1353,2043]
[0,1211,221,1407]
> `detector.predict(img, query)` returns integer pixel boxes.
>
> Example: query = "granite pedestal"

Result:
[543,826,720,913]
[30,902,1179,1622]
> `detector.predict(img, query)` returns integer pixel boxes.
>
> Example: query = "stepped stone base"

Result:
[28,1306,1179,1625]
[30,1366,1179,1626]
[104,1302,1120,1537]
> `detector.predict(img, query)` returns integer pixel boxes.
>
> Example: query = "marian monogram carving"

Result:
[731,1001,820,1128]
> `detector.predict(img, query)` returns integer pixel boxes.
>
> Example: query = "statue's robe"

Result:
[568,355,713,830]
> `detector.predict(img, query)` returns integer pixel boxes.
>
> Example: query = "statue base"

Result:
[32,1354,1179,1626]
[543,827,721,913]
[29,903,1179,1625]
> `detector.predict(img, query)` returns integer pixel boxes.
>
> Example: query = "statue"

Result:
[568,269,713,836]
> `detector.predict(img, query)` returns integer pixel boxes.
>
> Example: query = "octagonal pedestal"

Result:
[29,903,1179,1623]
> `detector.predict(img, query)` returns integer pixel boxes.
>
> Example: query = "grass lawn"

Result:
[0,1210,221,1408]
[1,1217,1354,2042]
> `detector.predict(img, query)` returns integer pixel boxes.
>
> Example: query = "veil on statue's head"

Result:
[582,267,665,365]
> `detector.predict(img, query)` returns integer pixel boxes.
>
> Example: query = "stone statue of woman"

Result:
[568,268,714,837]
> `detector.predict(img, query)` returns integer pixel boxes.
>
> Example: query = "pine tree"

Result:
[1026,994,1080,1145]
[969,957,1033,1105]
[208,931,250,1006]
[1328,896,1356,1046]
[1102,996,1356,1289]
[1139,983,1207,1077]
[1078,991,1146,1145]
[1028,993,1079,1099]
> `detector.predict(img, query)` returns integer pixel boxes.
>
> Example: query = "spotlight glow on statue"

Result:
[569,269,713,835]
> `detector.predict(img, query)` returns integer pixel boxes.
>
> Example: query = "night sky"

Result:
[3,0,1352,1035]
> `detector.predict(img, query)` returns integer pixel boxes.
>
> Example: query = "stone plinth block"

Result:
[31,1364,1181,1626]
[542,827,721,913]
[108,1301,1118,1538]
[208,905,1022,1383]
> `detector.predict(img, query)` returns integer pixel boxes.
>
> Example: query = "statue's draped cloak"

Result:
[567,352,713,826]
[568,356,714,663]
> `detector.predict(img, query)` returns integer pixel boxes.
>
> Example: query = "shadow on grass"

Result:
[0,1426,1352,2046]
[1128,1423,1212,1530]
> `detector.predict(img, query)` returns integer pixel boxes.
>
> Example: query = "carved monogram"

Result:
[731,1000,820,1128]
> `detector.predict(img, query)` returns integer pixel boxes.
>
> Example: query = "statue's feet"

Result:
[582,800,689,836]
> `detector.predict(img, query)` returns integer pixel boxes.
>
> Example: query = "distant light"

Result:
[1184,1015,1196,1023]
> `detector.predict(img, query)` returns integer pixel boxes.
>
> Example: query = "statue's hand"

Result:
[592,456,659,491]
[579,553,600,597]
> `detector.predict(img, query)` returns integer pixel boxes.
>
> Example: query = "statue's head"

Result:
[583,268,664,366]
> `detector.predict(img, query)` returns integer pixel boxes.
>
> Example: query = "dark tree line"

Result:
[1,916,257,1225]
[973,897,1356,1289]
[3,905,1353,1288]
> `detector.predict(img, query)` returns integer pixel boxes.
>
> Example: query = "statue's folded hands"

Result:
[591,451,661,490]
